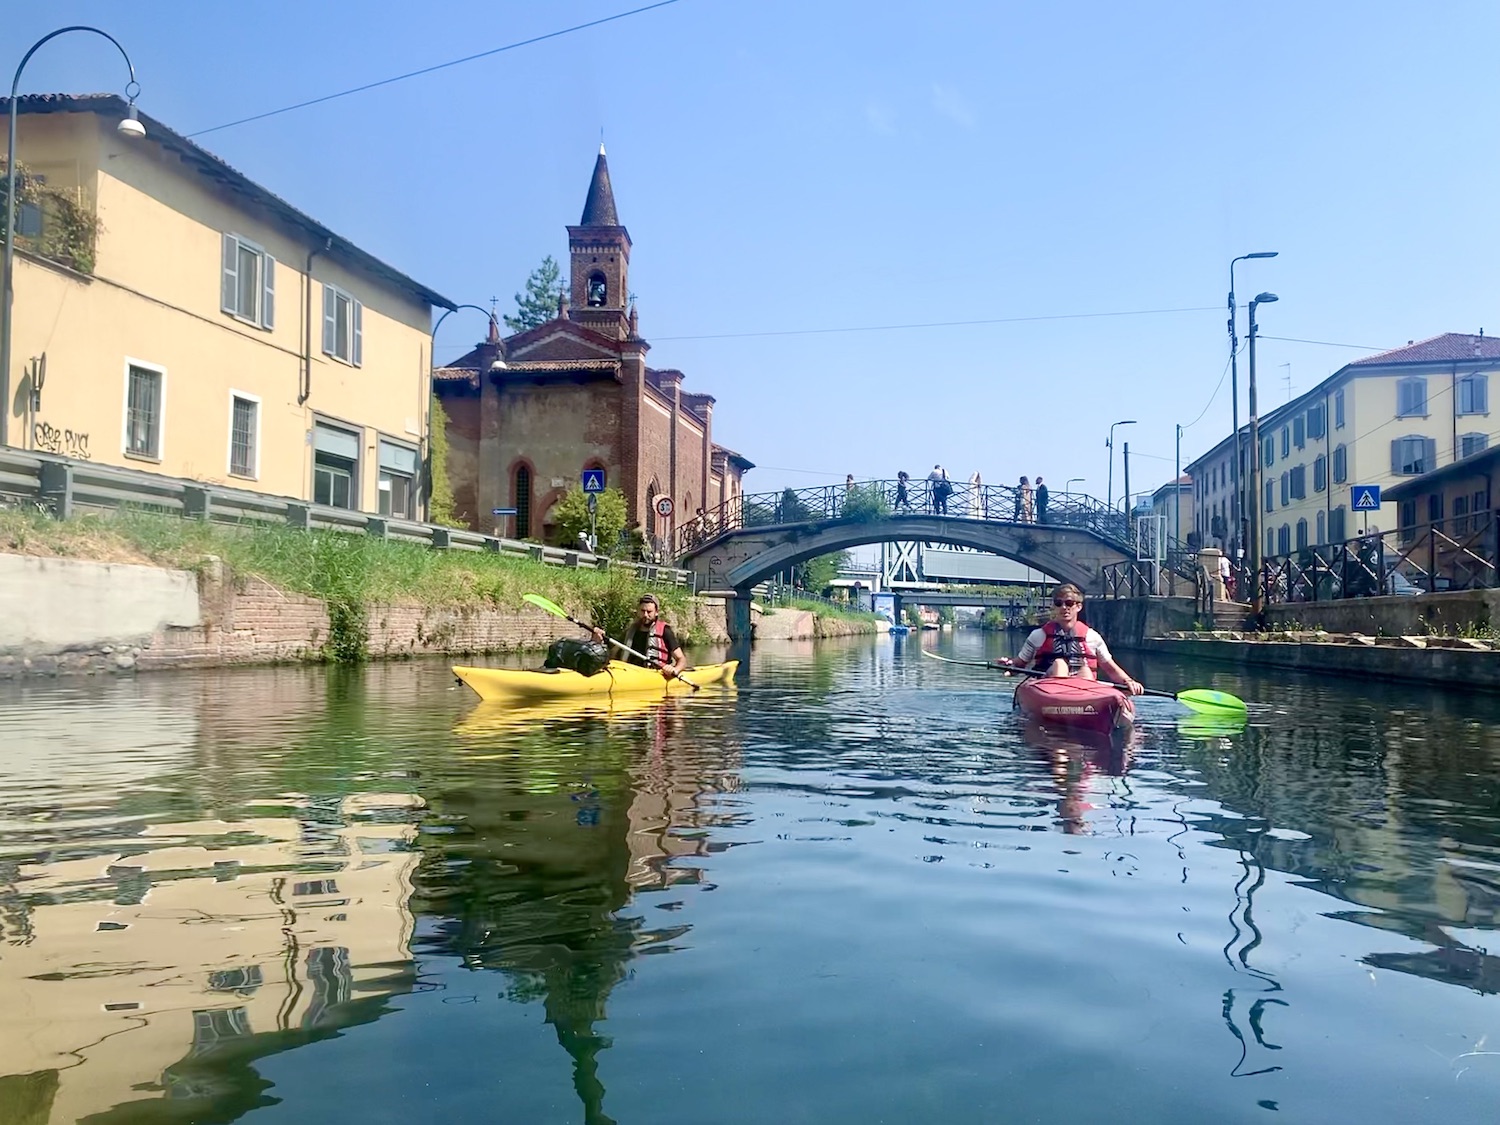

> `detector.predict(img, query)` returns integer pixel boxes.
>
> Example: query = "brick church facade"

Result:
[434,147,753,551]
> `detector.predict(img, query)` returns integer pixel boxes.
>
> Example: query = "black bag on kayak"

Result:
[544,638,611,676]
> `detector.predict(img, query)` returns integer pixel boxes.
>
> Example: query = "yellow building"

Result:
[3,93,454,517]
[1187,333,1500,557]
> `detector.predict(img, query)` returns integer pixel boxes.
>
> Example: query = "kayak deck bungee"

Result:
[454,659,738,703]
[1013,675,1134,734]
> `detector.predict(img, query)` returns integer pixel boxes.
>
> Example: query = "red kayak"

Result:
[1013,676,1135,734]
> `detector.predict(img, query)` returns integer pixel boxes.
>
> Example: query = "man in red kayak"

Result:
[591,593,687,680]
[1002,583,1144,694]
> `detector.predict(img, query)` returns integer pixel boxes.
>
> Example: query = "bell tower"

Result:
[567,144,632,339]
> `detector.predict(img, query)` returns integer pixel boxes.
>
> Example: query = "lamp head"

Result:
[489,358,508,372]
[1247,251,1278,260]
[1252,292,1278,304]
[117,103,146,139]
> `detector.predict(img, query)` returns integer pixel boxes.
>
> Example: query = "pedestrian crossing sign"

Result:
[1351,485,1382,511]
[581,468,606,493]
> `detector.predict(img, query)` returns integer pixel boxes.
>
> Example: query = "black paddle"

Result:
[524,593,699,690]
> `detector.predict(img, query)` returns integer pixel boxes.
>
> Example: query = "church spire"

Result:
[580,146,619,226]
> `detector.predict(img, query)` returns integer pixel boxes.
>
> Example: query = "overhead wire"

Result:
[187,0,686,138]
[651,305,1219,342]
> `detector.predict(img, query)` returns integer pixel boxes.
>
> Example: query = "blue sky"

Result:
[15,1,1500,503]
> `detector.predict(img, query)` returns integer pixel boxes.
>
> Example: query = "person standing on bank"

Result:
[1002,583,1143,694]
[1035,477,1049,524]
[592,593,687,680]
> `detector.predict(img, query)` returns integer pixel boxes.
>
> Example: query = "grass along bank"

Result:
[1,508,713,661]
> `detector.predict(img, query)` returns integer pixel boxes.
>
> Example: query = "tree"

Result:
[426,393,461,527]
[505,255,567,332]
[842,484,890,522]
[552,486,627,553]
[797,550,848,594]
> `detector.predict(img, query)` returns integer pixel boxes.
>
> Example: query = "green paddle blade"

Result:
[1175,688,1248,715]
[523,593,569,618]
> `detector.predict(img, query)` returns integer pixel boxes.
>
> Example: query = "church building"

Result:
[434,148,753,550]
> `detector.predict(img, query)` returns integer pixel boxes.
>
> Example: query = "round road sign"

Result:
[654,496,674,517]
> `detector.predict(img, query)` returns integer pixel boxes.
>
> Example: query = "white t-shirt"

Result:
[1016,625,1113,667]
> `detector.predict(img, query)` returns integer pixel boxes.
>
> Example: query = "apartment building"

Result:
[3,93,454,517]
[1187,333,1500,557]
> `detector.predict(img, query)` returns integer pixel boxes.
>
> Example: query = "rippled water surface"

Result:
[4,634,1500,1124]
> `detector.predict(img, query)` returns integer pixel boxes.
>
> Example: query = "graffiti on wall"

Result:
[33,421,92,460]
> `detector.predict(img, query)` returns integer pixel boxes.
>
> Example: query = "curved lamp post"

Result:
[1106,419,1136,511]
[1228,252,1276,552]
[2,26,144,448]
[1246,291,1278,612]
[1064,477,1084,496]
[426,304,505,520]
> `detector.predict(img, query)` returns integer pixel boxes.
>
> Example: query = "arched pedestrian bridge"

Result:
[676,479,1152,598]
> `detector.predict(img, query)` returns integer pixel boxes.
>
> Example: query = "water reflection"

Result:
[1,643,1499,1121]
[0,799,420,1123]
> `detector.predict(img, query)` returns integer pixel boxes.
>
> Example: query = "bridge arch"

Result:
[681,515,1134,593]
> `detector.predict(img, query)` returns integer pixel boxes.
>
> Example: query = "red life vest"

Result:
[629,620,670,667]
[1033,620,1098,673]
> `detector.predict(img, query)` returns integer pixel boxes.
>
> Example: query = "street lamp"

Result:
[1228,251,1277,555]
[426,304,504,520]
[1246,291,1278,613]
[2,26,144,449]
[1106,419,1136,510]
[1065,477,1084,496]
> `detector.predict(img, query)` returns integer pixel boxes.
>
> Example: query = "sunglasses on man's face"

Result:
[1053,599,1081,608]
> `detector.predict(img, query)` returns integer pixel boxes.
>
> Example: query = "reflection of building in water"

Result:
[625,702,745,889]
[0,794,420,1123]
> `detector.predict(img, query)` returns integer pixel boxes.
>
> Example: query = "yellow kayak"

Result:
[453,659,739,703]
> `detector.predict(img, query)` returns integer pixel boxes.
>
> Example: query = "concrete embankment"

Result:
[0,554,879,678]
[1086,592,1500,691]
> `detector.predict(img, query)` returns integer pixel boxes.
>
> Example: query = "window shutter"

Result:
[1424,437,1437,472]
[1478,375,1489,414]
[322,285,336,355]
[261,253,275,329]
[221,234,238,313]
[1390,439,1402,475]
[352,300,363,366]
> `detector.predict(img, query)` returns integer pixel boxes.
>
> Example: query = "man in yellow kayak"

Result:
[592,593,688,680]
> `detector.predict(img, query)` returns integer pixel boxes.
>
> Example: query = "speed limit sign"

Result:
[654,495,674,517]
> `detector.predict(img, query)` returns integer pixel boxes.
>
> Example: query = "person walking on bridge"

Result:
[928,465,950,514]
[894,471,912,513]
[1035,477,1049,524]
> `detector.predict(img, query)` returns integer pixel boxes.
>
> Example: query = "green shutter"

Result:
[221,234,238,313]
[322,285,337,355]
[261,253,275,329]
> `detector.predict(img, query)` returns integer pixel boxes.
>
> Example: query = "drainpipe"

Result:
[298,239,330,405]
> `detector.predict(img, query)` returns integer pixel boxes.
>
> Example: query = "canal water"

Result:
[2,634,1499,1124]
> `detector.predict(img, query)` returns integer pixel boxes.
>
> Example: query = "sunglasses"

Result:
[1053,598,1081,607]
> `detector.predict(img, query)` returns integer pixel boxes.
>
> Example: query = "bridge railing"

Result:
[1098,550,1197,599]
[674,478,1140,556]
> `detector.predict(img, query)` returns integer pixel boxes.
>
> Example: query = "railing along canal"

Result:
[0,448,695,588]
[1255,514,1500,604]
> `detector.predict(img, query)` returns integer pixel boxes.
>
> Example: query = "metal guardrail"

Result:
[752,579,866,614]
[1099,552,1195,599]
[0,449,695,588]
[1257,515,1500,604]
